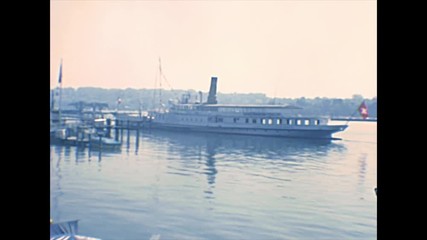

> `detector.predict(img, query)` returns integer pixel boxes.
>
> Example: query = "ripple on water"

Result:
[50,122,376,239]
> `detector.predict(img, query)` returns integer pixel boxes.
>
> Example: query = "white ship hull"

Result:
[150,122,347,139]
[148,76,348,139]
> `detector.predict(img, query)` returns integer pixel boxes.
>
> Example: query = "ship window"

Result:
[277,119,282,125]
[304,119,310,125]
[233,117,239,123]
[217,117,223,123]
[268,119,273,125]
[314,120,319,125]
[296,119,302,125]
[288,119,293,125]
[262,118,266,125]
[252,119,257,124]
[245,118,249,123]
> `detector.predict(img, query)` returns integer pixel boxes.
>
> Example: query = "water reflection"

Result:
[126,129,131,153]
[51,144,122,163]
[135,130,140,155]
[204,139,218,198]
[51,129,346,174]
[147,130,345,161]
[142,129,346,199]
[75,146,86,163]
[51,129,347,202]
[64,145,71,158]
[98,150,102,162]
[51,146,63,221]
[358,153,368,186]
[50,123,375,239]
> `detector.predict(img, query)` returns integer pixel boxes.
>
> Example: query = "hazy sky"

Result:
[50,0,376,99]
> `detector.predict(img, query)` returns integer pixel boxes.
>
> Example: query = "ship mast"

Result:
[152,58,176,110]
[152,58,162,111]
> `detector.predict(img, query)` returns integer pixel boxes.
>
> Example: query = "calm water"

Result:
[50,121,376,240]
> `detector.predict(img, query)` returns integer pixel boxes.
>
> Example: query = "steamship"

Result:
[150,77,347,139]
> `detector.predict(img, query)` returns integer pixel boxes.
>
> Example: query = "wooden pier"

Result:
[114,118,152,130]
[50,112,152,151]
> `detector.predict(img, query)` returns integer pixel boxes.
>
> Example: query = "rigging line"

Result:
[157,59,180,101]
[161,73,181,101]
[161,73,174,91]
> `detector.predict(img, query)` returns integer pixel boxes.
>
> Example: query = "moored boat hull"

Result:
[150,123,347,139]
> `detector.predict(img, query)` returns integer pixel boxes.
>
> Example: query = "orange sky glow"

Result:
[51,0,376,99]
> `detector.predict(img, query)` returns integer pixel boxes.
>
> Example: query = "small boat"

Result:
[88,125,121,150]
[50,219,101,240]
[50,126,90,146]
[89,135,121,149]
[50,124,121,149]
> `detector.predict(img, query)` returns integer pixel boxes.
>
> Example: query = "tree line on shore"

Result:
[51,87,377,118]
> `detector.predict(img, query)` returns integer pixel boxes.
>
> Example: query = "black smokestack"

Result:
[207,76,218,104]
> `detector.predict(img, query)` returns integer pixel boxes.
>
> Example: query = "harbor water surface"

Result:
[50,121,376,239]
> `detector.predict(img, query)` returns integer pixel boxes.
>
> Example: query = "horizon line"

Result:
[50,86,377,100]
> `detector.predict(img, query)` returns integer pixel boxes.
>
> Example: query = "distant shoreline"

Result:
[331,117,377,122]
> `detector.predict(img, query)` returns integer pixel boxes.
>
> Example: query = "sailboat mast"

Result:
[58,59,63,125]
[158,58,162,109]
[51,89,55,111]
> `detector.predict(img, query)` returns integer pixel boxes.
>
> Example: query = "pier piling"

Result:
[106,119,112,138]
[115,126,119,141]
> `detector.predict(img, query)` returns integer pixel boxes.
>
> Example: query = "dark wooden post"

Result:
[106,118,112,138]
[120,127,124,143]
[99,135,103,151]
[135,125,140,153]
[115,125,119,141]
